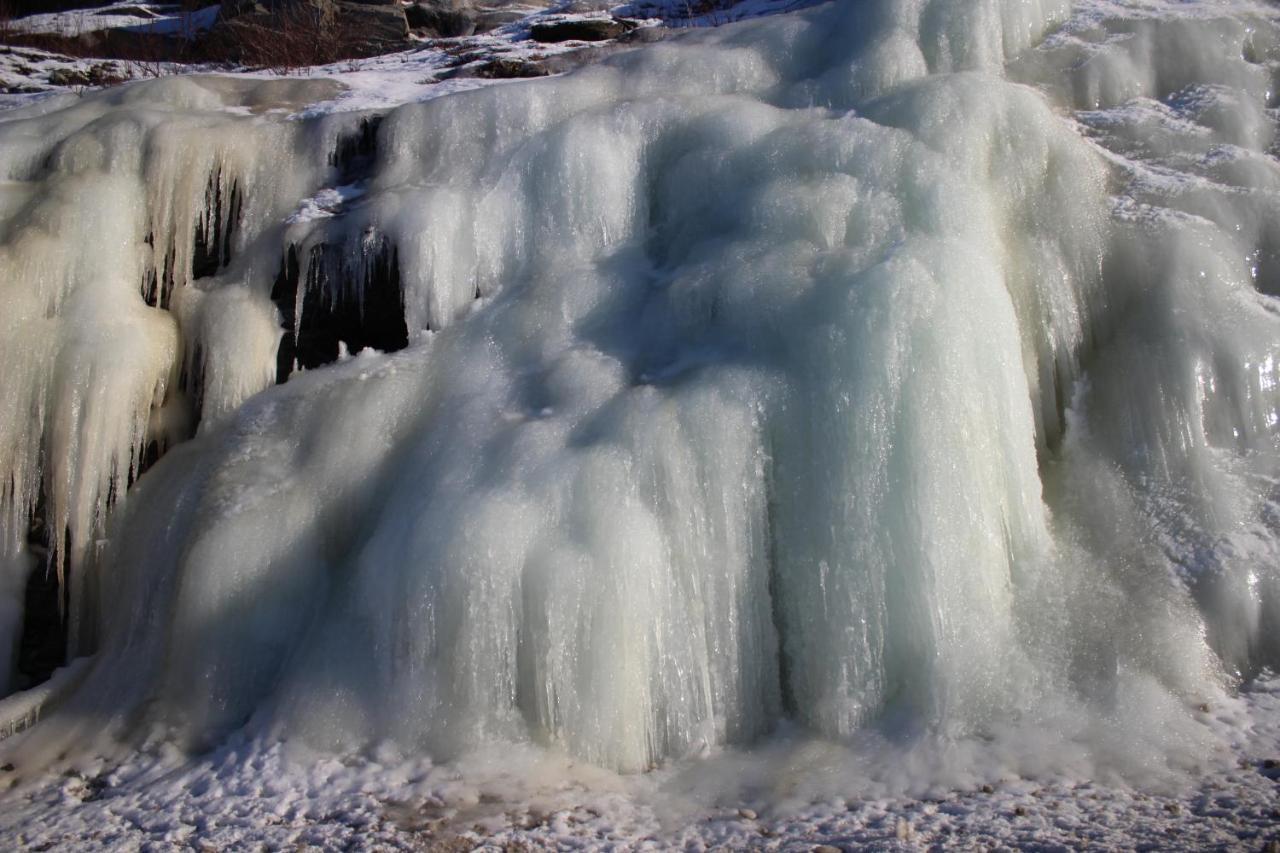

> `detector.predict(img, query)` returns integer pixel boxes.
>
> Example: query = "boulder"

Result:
[47,62,129,88]
[405,2,475,37]
[405,0,536,37]
[529,17,629,43]
[472,57,549,78]
[46,68,90,87]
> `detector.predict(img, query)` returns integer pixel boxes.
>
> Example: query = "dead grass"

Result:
[203,3,350,70]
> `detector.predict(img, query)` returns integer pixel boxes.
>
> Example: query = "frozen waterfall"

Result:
[0,0,1279,785]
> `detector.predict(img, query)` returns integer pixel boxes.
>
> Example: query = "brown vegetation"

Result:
[203,2,351,69]
[0,0,407,72]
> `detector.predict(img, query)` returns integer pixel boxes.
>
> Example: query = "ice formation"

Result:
[0,0,1278,786]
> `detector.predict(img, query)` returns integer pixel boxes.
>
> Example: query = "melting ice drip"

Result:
[0,0,1279,779]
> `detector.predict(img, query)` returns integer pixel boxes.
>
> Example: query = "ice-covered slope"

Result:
[0,0,1278,821]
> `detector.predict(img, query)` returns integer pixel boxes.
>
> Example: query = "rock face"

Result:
[213,0,410,63]
[334,1,410,43]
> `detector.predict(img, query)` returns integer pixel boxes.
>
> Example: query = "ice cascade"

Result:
[0,0,1278,780]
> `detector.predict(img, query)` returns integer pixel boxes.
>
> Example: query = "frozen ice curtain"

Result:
[0,0,1278,786]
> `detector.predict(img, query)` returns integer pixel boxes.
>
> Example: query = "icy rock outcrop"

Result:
[0,0,1278,783]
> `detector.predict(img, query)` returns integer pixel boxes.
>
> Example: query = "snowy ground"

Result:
[0,2,577,109]
[0,674,1277,849]
[7,2,221,38]
[0,0,819,113]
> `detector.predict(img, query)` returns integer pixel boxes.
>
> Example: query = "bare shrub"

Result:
[0,0,14,43]
[208,2,348,71]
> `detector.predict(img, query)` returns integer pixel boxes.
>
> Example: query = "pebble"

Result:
[813,846,842,853]
[738,808,757,820]
[895,818,913,841]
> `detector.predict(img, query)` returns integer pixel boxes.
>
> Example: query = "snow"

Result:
[0,0,1279,846]
[1,677,1278,849]
[0,0,794,113]
[0,658,90,741]
[8,2,220,38]
[285,184,367,225]
[0,48,128,106]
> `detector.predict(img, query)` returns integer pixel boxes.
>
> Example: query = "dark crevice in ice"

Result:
[193,168,242,281]
[272,237,409,382]
[762,441,795,718]
[15,488,65,692]
[272,244,302,385]
[331,116,382,184]
[141,232,178,311]
[179,343,207,434]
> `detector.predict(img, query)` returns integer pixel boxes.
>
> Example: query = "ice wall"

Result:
[0,0,1279,780]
